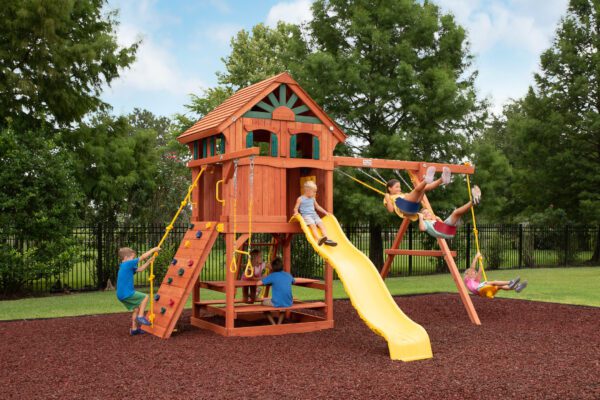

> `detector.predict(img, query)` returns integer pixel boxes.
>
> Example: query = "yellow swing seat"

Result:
[477,284,499,299]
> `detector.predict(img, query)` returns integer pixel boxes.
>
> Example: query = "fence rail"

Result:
[1,223,598,294]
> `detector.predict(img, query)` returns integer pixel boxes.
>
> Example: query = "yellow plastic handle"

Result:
[216,180,225,204]
[244,261,254,278]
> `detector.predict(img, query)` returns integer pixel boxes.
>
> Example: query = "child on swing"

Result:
[464,252,527,296]
[383,166,451,217]
[418,185,482,239]
[293,180,337,246]
[241,248,266,303]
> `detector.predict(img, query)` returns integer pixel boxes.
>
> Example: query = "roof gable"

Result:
[178,72,346,143]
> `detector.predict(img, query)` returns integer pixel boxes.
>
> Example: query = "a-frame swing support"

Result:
[334,157,481,326]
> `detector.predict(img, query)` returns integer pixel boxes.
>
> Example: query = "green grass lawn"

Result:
[1,267,598,321]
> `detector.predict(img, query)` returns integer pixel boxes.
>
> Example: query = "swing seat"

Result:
[477,285,499,299]
[433,221,457,237]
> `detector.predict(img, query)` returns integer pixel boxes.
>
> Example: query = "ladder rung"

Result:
[385,249,457,257]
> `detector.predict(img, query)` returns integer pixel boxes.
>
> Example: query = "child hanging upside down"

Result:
[383,166,451,218]
[464,253,527,297]
[418,185,482,239]
[294,181,337,246]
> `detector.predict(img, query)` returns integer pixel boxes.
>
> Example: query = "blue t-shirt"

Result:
[116,258,139,300]
[261,271,295,307]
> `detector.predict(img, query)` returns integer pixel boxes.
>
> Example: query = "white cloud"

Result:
[266,0,313,26]
[206,23,243,45]
[108,24,204,96]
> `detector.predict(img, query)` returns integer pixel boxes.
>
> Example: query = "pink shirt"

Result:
[241,262,266,280]
[464,278,480,295]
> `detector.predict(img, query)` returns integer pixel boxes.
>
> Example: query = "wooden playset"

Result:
[142,72,481,361]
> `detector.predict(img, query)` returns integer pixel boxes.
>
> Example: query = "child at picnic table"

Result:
[116,246,161,335]
[241,248,266,303]
[464,252,527,297]
[257,257,294,325]
[294,180,337,246]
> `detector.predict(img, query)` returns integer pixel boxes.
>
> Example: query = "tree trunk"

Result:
[369,222,384,270]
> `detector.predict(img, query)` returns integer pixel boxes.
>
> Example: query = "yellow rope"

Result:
[335,169,387,196]
[465,162,487,282]
[148,166,206,326]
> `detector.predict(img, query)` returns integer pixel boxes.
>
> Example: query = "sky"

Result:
[102,0,569,118]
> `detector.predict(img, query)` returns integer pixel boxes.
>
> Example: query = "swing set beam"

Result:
[333,156,475,175]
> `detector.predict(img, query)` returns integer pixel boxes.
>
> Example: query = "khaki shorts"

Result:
[261,298,273,307]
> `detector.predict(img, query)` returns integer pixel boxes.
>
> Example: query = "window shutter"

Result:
[193,141,199,160]
[270,133,278,157]
[202,139,207,158]
[312,136,320,160]
[210,136,216,156]
[246,131,254,148]
[290,135,297,158]
[219,134,225,154]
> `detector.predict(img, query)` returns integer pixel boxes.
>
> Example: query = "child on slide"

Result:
[464,252,528,296]
[383,166,451,219]
[293,181,337,246]
[417,185,482,239]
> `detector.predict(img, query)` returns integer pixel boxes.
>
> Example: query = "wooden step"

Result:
[384,249,457,257]
[234,301,327,314]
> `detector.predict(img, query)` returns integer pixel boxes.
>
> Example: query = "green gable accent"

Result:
[285,93,298,108]
[246,131,253,148]
[202,138,207,158]
[292,105,309,114]
[279,85,286,105]
[268,92,280,107]
[256,101,275,112]
[295,115,322,124]
[270,133,278,157]
[210,136,216,156]
[243,111,272,119]
[193,140,199,160]
[219,134,225,154]
[312,136,320,160]
[290,134,297,158]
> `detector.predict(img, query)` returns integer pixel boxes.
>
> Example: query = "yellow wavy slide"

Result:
[294,214,432,361]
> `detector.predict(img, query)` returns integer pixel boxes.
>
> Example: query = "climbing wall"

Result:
[142,222,219,339]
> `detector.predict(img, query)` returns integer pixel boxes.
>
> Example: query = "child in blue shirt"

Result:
[293,180,337,246]
[116,246,160,335]
[257,257,294,325]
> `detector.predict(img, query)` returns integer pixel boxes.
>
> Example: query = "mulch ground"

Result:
[1,294,599,400]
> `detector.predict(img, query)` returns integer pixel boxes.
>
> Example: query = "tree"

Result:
[303,0,484,267]
[0,129,81,295]
[0,0,137,130]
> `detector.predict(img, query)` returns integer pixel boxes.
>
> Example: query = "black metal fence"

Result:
[2,223,598,294]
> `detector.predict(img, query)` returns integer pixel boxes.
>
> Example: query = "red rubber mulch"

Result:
[1,294,599,399]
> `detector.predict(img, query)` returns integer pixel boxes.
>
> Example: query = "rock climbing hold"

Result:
[154,294,160,301]
[188,223,195,230]
[187,260,194,267]
[196,231,202,239]
[171,259,177,265]
[160,307,166,314]
[184,240,191,248]
[169,299,175,307]
[167,277,173,284]
[178,268,185,276]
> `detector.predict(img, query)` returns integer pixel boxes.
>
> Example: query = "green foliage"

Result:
[0,0,137,129]
[484,233,503,270]
[0,129,81,294]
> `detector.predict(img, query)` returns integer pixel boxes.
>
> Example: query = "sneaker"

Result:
[318,237,327,246]
[508,277,521,289]
[324,239,338,247]
[471,185,482,205]
[130,328,145,336]
[136,316,151,326]
[515,280,528,293]
[441,166,452,185]
[424,166,436,184]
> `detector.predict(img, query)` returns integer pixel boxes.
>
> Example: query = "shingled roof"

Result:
[177,72,346,143]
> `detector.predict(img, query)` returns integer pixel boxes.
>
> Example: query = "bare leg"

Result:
[488,280,511,287]
[264,312,277,325]
[131,309,139,331]
[249,286,257,303]
[137,295,149,318]
[277,312,285,324]
[446,201,473,225]
[308,224,322,240]
[242,286,249,303]
[403,178,444,203]
[497,285,512,290]
[316,221,328,238]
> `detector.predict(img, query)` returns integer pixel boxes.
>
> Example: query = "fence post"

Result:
[465,223,471,270]
[564,224,569,266]
[518,224,523,269]
[408,223,413,276]
[96,223,103,289]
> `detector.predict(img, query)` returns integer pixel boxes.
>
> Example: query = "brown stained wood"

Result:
[380,218,411,279]
[272,106,295,121]
[226,320,334,337]
[187,147,260,168]
[333,156,475,174]
[234,301,327,314]
[190,317,228,335]
[384,249,458,257]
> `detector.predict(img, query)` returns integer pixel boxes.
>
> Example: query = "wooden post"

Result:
[225,233,235,332]
[192,281,200,320]
[438,237,481,325]
[381,218,411,279]
[325,262,333,322]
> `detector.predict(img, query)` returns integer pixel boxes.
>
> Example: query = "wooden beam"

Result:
[187,147,260,168]
[333,156,475,174]
[385,249,458,257]
[381,218,411,279]
[226,320,333,337]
